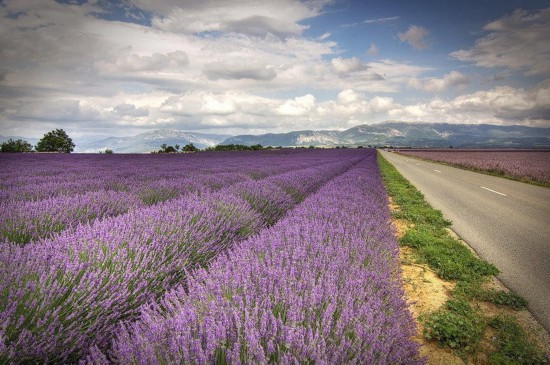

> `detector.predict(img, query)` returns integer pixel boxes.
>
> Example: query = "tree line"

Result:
[1,129,75,153]
[155,143,268,153]
[155,143,199,153]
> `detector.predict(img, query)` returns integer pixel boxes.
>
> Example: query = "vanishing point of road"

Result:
[380,150,550,332]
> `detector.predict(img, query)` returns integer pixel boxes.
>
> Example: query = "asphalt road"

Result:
[380,150,550,332]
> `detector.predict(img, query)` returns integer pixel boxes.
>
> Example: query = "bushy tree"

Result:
[1,138,33,152]
[158,144,177,153]
[35,129,75,153]
[183,143,198,152]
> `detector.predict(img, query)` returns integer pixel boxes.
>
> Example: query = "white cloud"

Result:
[154,83,550,130]
[330,57,367,74]
[317,90,397,119]
[156,89,401,133]
[337,89,362,105]
[389,83,550,126]
[113,103,149,117]
[160,91,241,116]
[398,25,429,50]
[367,42,378,56]
[451,8,550,76]
[97,50,189,74]
[364,16,399,24]
[0,1,335,110]
[204,62,276,81]
[368,96,395,113]
[8,99,104,122]
[142,0,326,37]
[408,71,469,92]
[0,0,547,138]
[277,94,316,116]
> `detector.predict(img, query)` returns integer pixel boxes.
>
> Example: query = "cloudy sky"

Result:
[0,0,549,140]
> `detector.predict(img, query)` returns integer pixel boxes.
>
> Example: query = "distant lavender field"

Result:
[397,150,550,185]
[0,150,421,364]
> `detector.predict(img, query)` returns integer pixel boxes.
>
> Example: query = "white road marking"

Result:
[434,169,441,173]
[481,186,507,196]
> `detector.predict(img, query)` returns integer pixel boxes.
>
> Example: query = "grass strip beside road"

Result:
[377,151,549,363]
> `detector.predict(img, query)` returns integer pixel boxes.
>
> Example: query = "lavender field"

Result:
[0,149,421,364]
[396,149,550,185]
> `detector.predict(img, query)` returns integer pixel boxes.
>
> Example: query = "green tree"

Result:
[205,143,271,152]
[1,138,33,152]
[158,144,177,153]
[183,143,198,152]
[35,129,75,153]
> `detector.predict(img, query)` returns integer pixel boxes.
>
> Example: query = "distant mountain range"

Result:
[75,129,230,153]
[2,122,549,153]
[222,122,550,149]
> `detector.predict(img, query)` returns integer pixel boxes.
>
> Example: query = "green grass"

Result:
[422,299,484,352]
[488,315,547,364]
[378,152,498,284]
[401,227,498,282]
[452,281,528,310]
[377,151,545,361]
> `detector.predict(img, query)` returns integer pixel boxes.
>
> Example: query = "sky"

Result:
[0,0,549,140]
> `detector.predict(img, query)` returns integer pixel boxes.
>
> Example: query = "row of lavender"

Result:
[397,149,550,184]
[0,150,344,245]
[101,150,421,364]
[0,150,335,203]
[0,150,366,363]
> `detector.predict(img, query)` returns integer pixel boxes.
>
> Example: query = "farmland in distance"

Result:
[396,149,550,186]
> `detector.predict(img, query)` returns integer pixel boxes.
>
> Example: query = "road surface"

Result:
[380,150,550,332]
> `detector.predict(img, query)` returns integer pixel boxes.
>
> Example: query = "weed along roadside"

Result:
[377,151,550,364]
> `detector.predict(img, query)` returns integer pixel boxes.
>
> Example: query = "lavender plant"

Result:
[110,151,422,364]
[0,150,349,203]
[0,150,365,362]
[0,193,263,363]
[0,190,142,244]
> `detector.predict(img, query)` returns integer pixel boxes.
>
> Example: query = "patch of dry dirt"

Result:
[399,247,464,364]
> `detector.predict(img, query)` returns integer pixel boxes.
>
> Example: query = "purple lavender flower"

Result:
[110,150,423,364]
[1,149,369,362]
